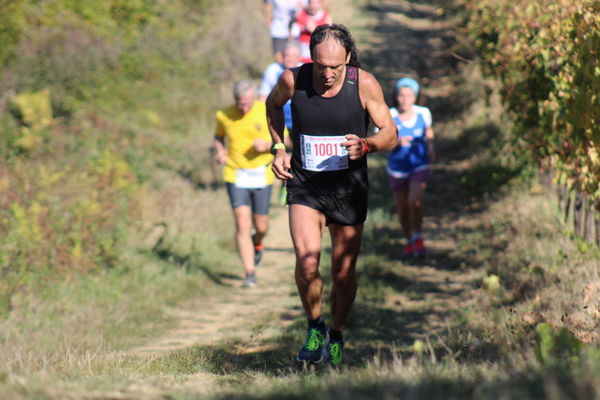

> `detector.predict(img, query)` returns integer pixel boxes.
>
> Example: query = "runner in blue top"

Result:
[387,77,435,258]
[258,40,303,132]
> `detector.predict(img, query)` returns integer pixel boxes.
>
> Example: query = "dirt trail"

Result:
[128,0,478,370]
[131,206,300,355]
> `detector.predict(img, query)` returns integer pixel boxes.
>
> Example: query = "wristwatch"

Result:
[270,143,286,154]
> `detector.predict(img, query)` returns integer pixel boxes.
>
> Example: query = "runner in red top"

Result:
[295,0,332,63]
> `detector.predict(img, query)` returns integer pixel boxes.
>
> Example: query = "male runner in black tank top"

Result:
[266,24,397,366]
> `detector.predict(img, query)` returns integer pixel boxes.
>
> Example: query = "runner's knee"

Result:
[409,198,423,209]
[332,268,356,288]
[255,224,268,236]
[235,224,253,236]
[296,252,320,279]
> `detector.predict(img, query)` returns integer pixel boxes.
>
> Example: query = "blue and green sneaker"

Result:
[324,340,344,366]
[296,327,328,363]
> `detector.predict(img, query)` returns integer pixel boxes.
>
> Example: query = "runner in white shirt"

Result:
[262,0,306,61]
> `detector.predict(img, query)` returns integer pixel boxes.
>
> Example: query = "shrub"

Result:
[466,0,600,201]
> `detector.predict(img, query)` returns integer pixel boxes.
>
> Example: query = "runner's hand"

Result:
[399,136,413,147]
[215,149,228,165]
[342,134,366,160]
[272,151,293,180]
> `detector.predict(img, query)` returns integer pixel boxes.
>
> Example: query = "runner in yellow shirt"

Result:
[213,80,275,288]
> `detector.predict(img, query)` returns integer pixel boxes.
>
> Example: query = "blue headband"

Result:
[394,78,419,96]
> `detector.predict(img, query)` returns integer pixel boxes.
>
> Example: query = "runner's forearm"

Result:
[364,125,397,153]
[266,99,286,146]
[213,136,226,153]
[262,2,271,22]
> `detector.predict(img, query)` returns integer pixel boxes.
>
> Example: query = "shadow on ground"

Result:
[359,0,465,122]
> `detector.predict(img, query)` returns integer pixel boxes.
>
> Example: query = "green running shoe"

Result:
[296,327,328,363]
[324,340,344,366]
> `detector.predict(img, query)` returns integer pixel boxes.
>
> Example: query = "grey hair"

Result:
[284,40,301,52]
[233,80,256,99]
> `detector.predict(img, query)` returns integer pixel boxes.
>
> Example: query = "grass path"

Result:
[130,204,301,357]
[124,0,485,378]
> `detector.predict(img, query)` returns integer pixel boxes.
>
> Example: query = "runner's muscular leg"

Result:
[408,181,426,233]
[289,204,326,320]
[329,223,363,331]
[233,206,255,274]
[394,190,411,239]
[252,213,269,246]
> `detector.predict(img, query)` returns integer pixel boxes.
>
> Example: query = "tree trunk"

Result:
[595,199,600,247]
[539,165,553,193]
[596,216,600,247]
[582,196,593,243]
[573,190,584,237]
[563,186,571,224]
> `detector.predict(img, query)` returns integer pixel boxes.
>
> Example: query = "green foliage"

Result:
[7,89,53,153]
[12,89,53,129]
[535,323,583,365]
[0,0,270,313]
[0,0,26,66]
[27,0,158,36]
[466,0,600,200]
[0,158,138,297]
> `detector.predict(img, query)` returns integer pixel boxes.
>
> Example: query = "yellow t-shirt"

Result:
[215,101,275,185]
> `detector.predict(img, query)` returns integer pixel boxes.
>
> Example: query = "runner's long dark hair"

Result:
[309,24,361,68]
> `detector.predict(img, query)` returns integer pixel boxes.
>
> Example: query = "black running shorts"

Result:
[286,185,368,226]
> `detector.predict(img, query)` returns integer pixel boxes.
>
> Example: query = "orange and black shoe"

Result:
[252,234,265,267]
[254,243,265,266]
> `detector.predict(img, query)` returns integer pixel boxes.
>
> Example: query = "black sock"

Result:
[329,328,343,342]
[308,317,325,330]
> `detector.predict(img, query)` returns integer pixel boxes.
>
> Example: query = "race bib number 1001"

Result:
[300,134,349,172]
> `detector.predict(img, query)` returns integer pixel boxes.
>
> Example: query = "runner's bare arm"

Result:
[266,69,293,146]
[262,0,271,26]
[253,138,272,153]
[426,126,436,162]
[360,70,397,152]
[213,135,227,165]
[343,70,397,160]
[266,69,295,180]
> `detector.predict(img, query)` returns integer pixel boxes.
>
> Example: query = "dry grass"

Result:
[0,0,265,397]
[479,187,600,343]
[0,168,240,388]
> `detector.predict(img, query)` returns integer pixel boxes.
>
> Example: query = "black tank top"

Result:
[288,63,369,195]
